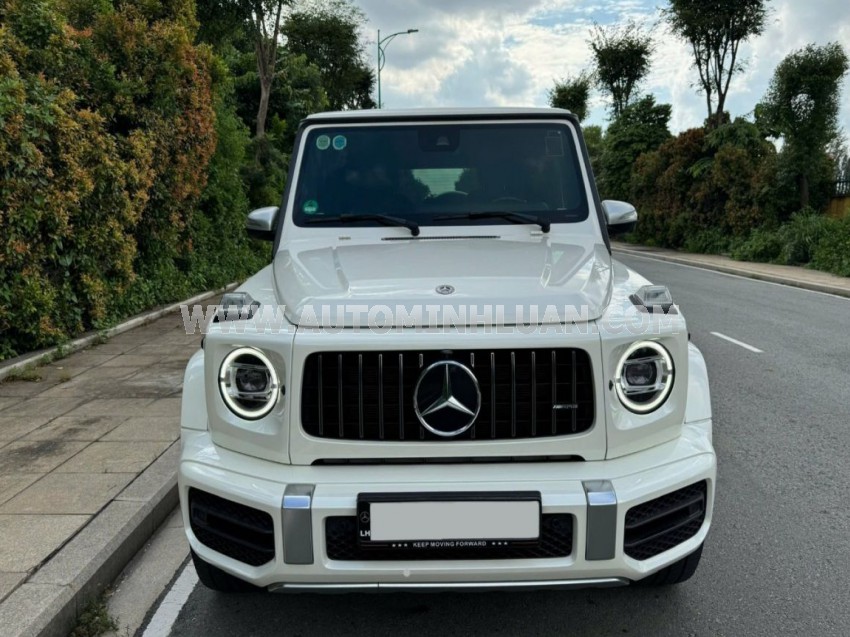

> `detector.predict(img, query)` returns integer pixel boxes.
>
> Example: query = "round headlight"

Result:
[615,341,674,414]
[219,347,280,420]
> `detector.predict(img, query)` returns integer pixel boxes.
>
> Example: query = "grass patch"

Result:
[70,596,118,637]
[1,365,42,383]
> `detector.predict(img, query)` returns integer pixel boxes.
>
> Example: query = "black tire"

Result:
[191,550,261,593]
[634,544,704,586]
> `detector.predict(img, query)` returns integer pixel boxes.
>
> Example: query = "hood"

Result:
[274,237,612,327]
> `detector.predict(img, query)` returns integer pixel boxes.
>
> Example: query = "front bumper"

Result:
[179,420,715,590]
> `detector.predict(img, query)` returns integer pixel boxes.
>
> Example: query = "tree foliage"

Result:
[664,0,768,126]
[583,125,604,179]
[548,71,592,121]
[282,0,375,110]
[0,0,263,360]
[599,95,671,200]
[756,42,849,208]
[588,21,653,118]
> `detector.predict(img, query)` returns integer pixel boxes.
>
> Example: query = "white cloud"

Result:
[356,0,850,135]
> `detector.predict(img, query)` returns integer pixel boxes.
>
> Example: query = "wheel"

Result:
[191,550,261,593]
[634,544,704,586]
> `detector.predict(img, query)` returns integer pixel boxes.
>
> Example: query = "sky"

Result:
[355,0,850,136]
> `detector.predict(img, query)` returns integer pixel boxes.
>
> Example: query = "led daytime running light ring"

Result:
[218,347,280,420]
[615,341,674,414]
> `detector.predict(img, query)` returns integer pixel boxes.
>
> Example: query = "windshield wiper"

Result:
[304,214,420,236]
[435,211,551,233]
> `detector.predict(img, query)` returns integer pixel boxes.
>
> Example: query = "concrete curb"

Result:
[612,246,850,299]
[0,282,239,382]
[0,444,181,637]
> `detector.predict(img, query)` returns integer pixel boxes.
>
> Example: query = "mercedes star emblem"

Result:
[436,284,455,295]
[413,361,481,437]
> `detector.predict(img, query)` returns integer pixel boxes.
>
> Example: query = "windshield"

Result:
[292,122,589,229]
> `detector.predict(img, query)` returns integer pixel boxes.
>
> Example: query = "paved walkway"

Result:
[0,312,201,603]
[612,242,850,297]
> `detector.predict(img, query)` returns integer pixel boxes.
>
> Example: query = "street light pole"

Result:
[377,28,419,109]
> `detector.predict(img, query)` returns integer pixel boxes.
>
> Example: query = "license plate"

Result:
[357,492,541,550]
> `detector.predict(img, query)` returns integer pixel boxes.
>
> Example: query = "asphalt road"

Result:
[144,254,850,637]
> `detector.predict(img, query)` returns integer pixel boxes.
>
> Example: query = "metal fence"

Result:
[834,180,850,197]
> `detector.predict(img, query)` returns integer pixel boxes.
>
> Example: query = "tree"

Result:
[588,22,653,117]
[599,95,672,200]
[664,0,768,127]
[250,0,292,138]
[583,125,604,178]
[756,43,849,208]
[282,0,376,110]
[548,72,592,121]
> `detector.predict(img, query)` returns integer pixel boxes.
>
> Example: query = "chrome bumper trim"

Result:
[268,577,628,593]
[583,479,617,561]
[282,484,315,565]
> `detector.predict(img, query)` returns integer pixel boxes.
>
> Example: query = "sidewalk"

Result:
[612,242,850,298]
[0,311,202,636]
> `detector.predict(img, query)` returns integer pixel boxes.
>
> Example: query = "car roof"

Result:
[304,107,575,123]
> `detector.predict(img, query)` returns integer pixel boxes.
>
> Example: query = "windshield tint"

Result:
[293,122,589,228]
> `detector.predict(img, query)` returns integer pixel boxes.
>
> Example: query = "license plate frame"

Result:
[356,492,541,552]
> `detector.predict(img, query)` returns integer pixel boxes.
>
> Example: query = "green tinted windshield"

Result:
[293,123,589,228]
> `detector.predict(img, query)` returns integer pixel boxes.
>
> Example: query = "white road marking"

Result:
[710,332,764,354]
[142,562,198,637]
[613,250,850,302]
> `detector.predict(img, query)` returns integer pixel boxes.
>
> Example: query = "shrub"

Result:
[0,0,263,361]
[682,228,733,254]
[730,227,785,263]
[810,217,850,276]
[777,209,832,265]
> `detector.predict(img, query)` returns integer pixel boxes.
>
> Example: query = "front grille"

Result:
[624,481,707,561]
[301,349,594,441]
[189,489,275,567]
[325,514,573,561]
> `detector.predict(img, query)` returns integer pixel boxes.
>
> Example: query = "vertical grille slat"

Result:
[301,348,593,442]
[358,354,364,440]
[571,350,578,433]
[510,351,517,438]
[317,354,324,436]
[551,350,557,436]
[490,352,496,439]
[470,352,476,439]
[337,354,344,438]
[398,353,404,441]
[378,354,384,441]
[531,351,537,437]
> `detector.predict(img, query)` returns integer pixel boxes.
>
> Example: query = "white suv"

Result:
[179,108,715,593]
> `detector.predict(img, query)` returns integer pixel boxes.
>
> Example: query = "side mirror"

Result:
[246,206,279,242]
[602,200,638,236]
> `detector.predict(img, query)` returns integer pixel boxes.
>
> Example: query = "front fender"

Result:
[181,349,208,431]
[684,342,712,433]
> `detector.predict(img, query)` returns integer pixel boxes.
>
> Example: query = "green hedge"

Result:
[0,0,265,361]
[625,117,848,278]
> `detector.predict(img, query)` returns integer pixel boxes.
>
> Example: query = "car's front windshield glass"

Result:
[292,122,589,229]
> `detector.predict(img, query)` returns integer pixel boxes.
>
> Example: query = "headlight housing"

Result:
[615,341,674,413]
[218,347,280,419]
